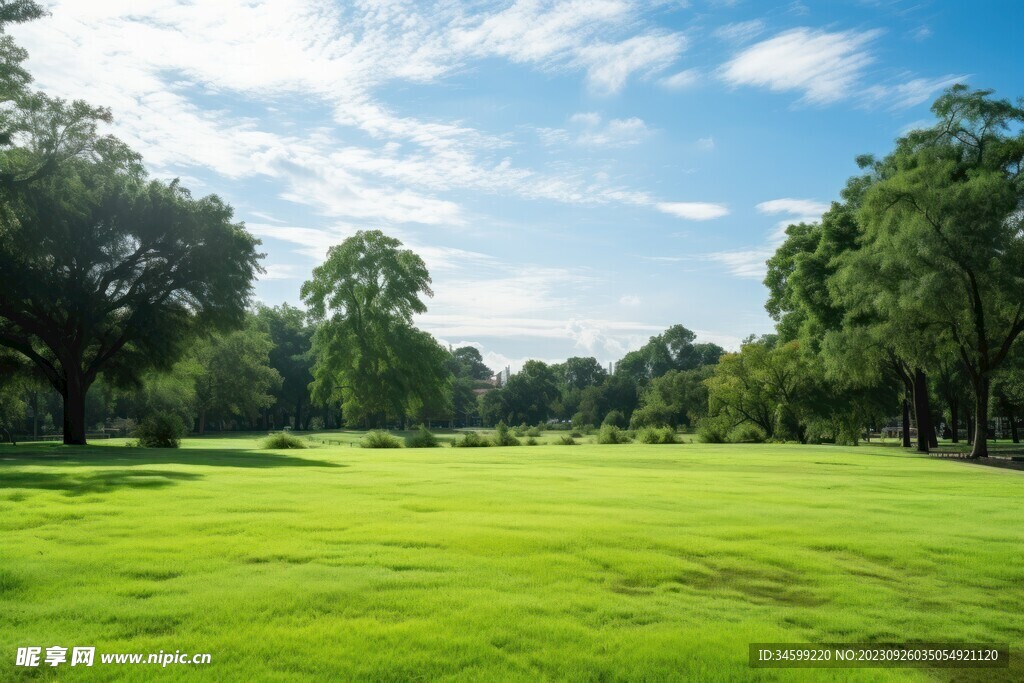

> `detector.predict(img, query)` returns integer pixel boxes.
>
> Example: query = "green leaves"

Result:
[302,231,449,426]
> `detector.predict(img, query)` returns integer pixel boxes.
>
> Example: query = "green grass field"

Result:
[1,435,1022,681]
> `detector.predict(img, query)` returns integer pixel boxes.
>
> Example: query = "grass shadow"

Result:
[0,469,203,496]
[0,446,344,469]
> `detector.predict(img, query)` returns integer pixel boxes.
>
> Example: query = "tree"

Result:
[193,325,282,433]
[617,325,723,384]
[706,337,832,443]
[302,230,450,427]
[554,356,608,391]
[630,367,712,429]
[853,86,1024,456]
[0,2,261,445]
[450,346,492,381]
[0,149,262,444]
[255,303,312,429]
[500,360,560,425]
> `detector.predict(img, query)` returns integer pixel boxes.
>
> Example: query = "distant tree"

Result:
[194,325,282,433]
[617,325,723,384]
[500,360,560,425]
[630,367,713,429]
[478,388,508,427]
[450,346,492,380]
[554,356,608,391]
[255,303,312,429]
[302,230,450,427]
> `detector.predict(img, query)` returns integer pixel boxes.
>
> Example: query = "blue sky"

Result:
[14,1,1023,371]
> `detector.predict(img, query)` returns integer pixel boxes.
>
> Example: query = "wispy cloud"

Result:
[712,20,765,44]
[704,197,829,279]
[658,68,700,90]
[542,112,651,148]
[721,27,881,104]
[864,74,968,109]
[656,202,730,220]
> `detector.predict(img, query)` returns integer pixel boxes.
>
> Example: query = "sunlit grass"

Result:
[1,437,1022,681]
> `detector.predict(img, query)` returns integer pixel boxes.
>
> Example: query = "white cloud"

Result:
[712,20,765,44]
[864,74,967,110]
[656,202,729,220]
[619,295,641,306]
[576,32,688,94]
[659,68,700,90]
[757,197,829,241]
[705,248,774,279]
[552,113,650,147]
[258,263,304,281]
[722,27,881,104]
[756,198,830,217]
[450,1,687,95]
[695,136,715,151]
[12,0,698,228]
[703,197,829,279]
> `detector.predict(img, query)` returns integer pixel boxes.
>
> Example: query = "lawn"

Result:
[1,436,1022,681]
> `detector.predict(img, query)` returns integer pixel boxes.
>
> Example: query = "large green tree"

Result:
[851,86,1024,456]
[0,5,262,445]
[302,230,450,427]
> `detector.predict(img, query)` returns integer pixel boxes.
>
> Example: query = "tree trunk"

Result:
[971,377,990,458]
[912,368,930,454]
[198,410,206,435]
[966,408,974,444]
[1009,410,1019,444]
[62,372,89,445]
[950,397,959,443]
[295,397,302,431]
[901,391,912,448]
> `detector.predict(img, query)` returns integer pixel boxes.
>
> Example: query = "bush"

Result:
[512,422,530,437]
[526,426,542,437]
[493,421,520,446]
[525,436,538,446]
[134,413,184,448]
[557,435,577,446]
[262,432,307,449]
[405,424,440,448]
[729,424,766,444]
[362,430,402,448]
[597,424,631,444]
[696,416,731,443]
[602,410,626,428]
[453,431,491,447]
[637,426,678,444]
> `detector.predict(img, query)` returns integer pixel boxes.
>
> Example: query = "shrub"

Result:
[597,424,631,444]
[696,416,731,444]
[493,421,520,446]
[453,431,491,447]
[512,422,530,437]
[637,426,678,444]
[570,430,583,438]
[134,413,184,448]
[362,430,402,448]
[602,410,626,428]
[526,426,542,437]
[729,424,767,444]
[405,424,440,448]
[262,432,307,449]
[525,436,539,446]
[557,435,577,446]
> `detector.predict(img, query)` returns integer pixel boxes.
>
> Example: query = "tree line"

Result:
[1,4,1022,456]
